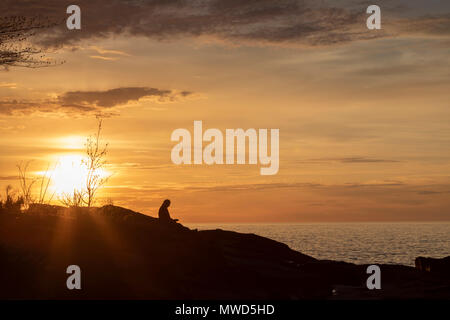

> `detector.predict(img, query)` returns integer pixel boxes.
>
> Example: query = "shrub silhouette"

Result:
[0,185,23,214]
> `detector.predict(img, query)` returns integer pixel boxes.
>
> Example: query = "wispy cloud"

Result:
[0,124,25,132]
[89,55,119,61]
[0,86,194,116]
[89,46,130,57]
[0,175,18,181]
[298,157,401,164]
[416,190,443,195]
[88,46,131,61]
[0,82,17,89]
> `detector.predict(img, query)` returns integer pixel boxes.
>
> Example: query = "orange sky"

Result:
[1,1,450,222]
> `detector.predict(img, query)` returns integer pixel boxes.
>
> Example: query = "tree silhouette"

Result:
[57,120,111,208]
[83,119,110,207]
[0,16,61,68]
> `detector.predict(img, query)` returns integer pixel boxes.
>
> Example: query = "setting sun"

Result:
[41,154,109,197]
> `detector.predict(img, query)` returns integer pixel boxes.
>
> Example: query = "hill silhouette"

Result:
[0,205,448,299]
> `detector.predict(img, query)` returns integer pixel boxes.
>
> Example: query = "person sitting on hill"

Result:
[158,199,179,224]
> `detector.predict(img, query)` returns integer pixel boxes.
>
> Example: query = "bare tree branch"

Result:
[0,15,63,68]
[82,119,110,207]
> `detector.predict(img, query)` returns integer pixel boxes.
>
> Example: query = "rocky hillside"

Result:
[0,205,448,299]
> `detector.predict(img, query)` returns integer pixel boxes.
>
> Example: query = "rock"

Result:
[415,256,450,274]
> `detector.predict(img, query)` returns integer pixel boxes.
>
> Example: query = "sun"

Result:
[46,155,87,195]
[43,154,109,197]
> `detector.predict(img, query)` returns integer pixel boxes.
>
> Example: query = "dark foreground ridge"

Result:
[0,205,449,299]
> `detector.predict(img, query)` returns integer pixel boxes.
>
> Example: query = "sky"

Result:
[0,0,449,222]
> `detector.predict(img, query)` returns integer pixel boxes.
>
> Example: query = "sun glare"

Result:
[57,136,85,150]
[42,154,109,197]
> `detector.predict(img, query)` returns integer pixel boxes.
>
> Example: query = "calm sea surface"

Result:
[186,222,450,266]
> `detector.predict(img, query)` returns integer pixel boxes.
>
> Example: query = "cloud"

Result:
[0,100,53,116]
[0,124,26,132]
[416,190,446,195]
[88,46,131,61]
[0,86,194,116]
[298,157,401,164]
[392,14,450,37]
[103,181,323,193]
[0,175,18,181]
[107,180,450,199]
[58,87,181,108]
[335,157,400,163]
[189,182,323,193]
[89,55,119,61]
[2,0,448,48]
[342,180,405,188]
[0,99,96,116]
[89,46,130,57]
[0,82,17,89]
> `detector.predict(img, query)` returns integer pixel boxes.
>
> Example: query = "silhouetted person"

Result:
[158,199,179,224]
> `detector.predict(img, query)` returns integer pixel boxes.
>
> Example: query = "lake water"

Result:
[186,222,450,266]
